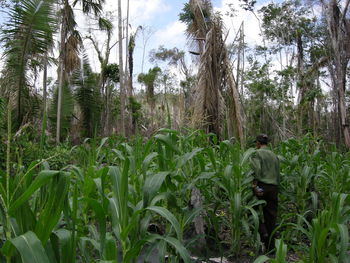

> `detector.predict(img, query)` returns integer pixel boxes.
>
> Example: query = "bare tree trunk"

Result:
[296,33,306,135]
[279,48,286,140]
[118,0,125,136]
[227,68,244,146]
[236,23,242,96]
[323,0,350,148]
[125,0,133,135]
[190,187,206,252]
[241,22,245,97]
[56,6,67,144]
[337,65,350,147]
[40,58,48,150]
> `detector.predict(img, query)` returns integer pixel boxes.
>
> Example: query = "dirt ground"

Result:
[192,252,301,262]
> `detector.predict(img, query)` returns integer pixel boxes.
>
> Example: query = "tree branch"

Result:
[109,40,119,52]
[342,0,350,22]
[85,35,104,64]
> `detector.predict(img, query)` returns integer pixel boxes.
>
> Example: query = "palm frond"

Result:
[98,17,113,32]
[64,30,82,75]
[191,14,243,142]
[180,0,213,54]
[72,52,101,137]
[1,0,56,128]
[0,96,5,129]
[62,2,77,34]
[138,67,161,105]
[73,0,104,16]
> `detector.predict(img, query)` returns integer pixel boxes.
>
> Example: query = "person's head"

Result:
[255,134,268,149]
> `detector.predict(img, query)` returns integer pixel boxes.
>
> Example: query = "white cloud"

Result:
[104,0,170,25]
[153,21,187,49]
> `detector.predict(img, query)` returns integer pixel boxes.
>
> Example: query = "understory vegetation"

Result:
[0,130,349,262]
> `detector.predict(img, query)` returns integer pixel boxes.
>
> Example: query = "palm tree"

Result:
[127,25,142,134]
[86,16,115,135]
[1,0,56,130]
[138,67,161,128]
[138,67,161,107]
[56,0,104,143]
[72,53,101,137]
[180,0,244,144]
[0,1,56,258]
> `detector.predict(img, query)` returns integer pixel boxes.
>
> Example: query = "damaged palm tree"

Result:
[137,67,161,128]
[180,0,245,255]
[180,0,244,145]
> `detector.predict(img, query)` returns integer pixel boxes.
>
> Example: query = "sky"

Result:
[0,0,265,89]
[76,0,264,80]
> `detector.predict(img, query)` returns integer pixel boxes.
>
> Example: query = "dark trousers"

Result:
[257,182,278,251]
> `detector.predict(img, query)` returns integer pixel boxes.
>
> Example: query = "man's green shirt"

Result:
[250,146,280,185]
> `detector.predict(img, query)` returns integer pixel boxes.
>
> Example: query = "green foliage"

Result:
[138,67,161,102]
[149,46,185,66]
[239,0,257,11]
[0,97,5,128]
[128,96,142,128]
[102,63,119,83]
[72,0,104,16]
[259,1,314,45]
[1,132,350,262]
[253,239,288,262]
[292,193,350,263]
[98,17,113,31]
[179,1,211,25]
[1,0,56,129]
[0,161,71,262]
[72,53,102,138]
[9,231,50,263]
[179,3,194,25]
[138,67,162,87]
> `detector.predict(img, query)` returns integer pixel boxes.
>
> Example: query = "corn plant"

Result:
[214,146,263,257]
[2,131,350,263]
[315,152,350,204]
[0,163,70,263]
[253,239,289,263]
[292,193,349,263]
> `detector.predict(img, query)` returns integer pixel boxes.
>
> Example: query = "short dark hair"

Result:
[255,134,268,144]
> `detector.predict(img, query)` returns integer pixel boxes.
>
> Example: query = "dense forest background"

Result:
[1,0,350,151]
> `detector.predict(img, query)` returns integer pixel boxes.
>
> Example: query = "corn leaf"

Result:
[143,172,170,207]
[10,231,50,263]
[142,152,158,172]
[176,148,203,168]
[9,170,60,214]
[147,206,182,240]
[35,172,70,244]
[160,236,190,263]
[51,229,72,263]
[154,134,180,154]
[84,198,107,255]
[253,255,270,263]
[103,233,117,261]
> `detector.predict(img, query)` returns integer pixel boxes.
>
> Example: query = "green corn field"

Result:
[0,130,349,262]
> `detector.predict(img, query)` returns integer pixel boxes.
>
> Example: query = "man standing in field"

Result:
[250,134,280,252]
